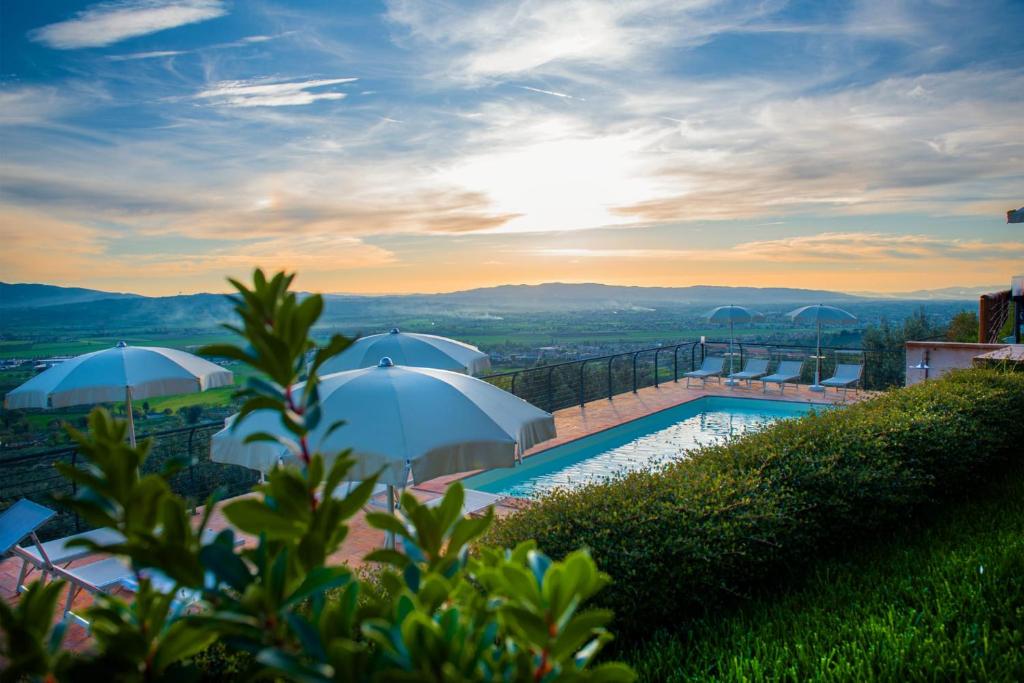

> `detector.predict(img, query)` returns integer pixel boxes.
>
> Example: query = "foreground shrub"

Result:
[0,270,633,682]
[630,460,1024,681]
[487,369,1024,640]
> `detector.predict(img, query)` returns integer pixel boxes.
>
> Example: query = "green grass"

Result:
[627,463,1024,682]
[0,333,237,360]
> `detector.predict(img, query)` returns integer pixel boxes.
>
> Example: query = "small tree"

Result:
[0,270,633,682]
[946,310,979,343]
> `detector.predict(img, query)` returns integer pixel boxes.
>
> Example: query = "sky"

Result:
[1,0,1022,296]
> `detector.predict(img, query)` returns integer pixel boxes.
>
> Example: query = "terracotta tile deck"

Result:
[1,379,864,650]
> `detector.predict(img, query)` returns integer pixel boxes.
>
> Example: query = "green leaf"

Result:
[222,499,304,539]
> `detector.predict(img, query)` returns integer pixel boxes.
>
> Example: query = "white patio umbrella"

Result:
[320,328,491,376]
[786,304,858,391]
[707,305,764,385]
[211,357,555,547]
[3,342,233,446]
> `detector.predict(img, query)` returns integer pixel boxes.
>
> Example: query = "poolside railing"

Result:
[0,420,256,540]
[479,340,904,413]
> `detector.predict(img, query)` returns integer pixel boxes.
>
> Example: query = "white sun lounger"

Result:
[684,356,726,388]
[327,481,393,509]
[14,527,125,592]
[821,363,863,398]
[424,489,503,516]
[727,358,770,387]
[0,499,123,592]
[57,528,242,628]
[761,360,804,393]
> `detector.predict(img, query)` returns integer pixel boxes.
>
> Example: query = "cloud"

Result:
[0,206,395,292]
[108,49,186,60]
[534,232,1024,263]
[30,0,227,50]
[195,77,358,107]
[518,85,582,100]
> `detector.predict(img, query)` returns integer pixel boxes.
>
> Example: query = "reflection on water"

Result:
[496,408,799,499]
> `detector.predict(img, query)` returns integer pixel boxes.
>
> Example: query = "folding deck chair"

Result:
[684,356,725,388]
[727,358,770,387]
[424,489,503,516]
[761,360,804,394]
[821,363,863,399]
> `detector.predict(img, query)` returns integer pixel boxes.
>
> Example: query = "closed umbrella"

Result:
[707,305,763,385]
[3,342,233,446]
[211,357,555,545]
[786,305,858,391]
[320,328,490,376]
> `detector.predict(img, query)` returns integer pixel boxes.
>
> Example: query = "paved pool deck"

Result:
[1,379,866,650]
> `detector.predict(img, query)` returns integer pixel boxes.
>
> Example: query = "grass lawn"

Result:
[627,463,1024,682]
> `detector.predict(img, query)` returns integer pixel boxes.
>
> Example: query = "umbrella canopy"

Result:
[320,329,491,376]
[706,305,764,323]
[785,305,858,390]
[4,342,233,446]
[211,358,554,485]
[786,304,857,324]
[4,343,233,409]
[706,306,764,382]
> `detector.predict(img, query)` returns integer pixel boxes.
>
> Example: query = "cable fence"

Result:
[0,420,258,541]
[480,340,906,413]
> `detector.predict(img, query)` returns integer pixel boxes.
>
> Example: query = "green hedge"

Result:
[485,369,1024,640]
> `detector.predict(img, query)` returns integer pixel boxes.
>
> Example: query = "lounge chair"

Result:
[327,481,393,509]
[424,489,503,516]
[14,526,125,592]
[58,528,243,628]
[727,358,770,387]
[684,356,725,388]
[1,499,58,583]
[761,360,804,393]
[821,363,863,398]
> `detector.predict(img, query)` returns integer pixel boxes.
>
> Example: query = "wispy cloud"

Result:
[195,77,357,107]
[518,85,582,100]
[108,49,186,61]
[535,233,1024,263]
[30,0,227,50]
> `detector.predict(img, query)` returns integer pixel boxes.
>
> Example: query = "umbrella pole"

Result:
[385,484,396,550]
[125,386,137,447]
[725,318,738,386]
[811,320,824,392]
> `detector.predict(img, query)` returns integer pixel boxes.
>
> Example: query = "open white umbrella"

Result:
[3,342,233,446]
[786,305,858,391]
[707,305,764,385]
[211,357,555,545]
[320,328,491,376]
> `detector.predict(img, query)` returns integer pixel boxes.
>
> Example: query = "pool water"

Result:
[463,397,823,498]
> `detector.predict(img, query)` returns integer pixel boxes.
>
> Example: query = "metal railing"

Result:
[480,339,905,413]
[0,420,258,541]
[979,290,1011,343]
[1,339,906,540]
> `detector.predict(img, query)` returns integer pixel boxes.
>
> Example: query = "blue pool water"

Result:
[464,397,823,498]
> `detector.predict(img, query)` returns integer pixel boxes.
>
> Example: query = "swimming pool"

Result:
[463,397,824,498]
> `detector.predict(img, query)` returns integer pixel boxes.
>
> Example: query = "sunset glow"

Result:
[1,1,1022,295]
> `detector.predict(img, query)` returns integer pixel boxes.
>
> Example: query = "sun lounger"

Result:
[684,356,725,388]
[761,360,804,393]
[327,481,393,509]
[821,363,863,398]
[424,489,503,516]
[727,358,770,387]
[14,527,125,592]
[1,499,58,580]
[58,528,243,628]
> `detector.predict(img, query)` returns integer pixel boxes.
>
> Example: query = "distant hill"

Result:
[863,285,1004,300]
[0,280,979,334]
[431,283,862,310]
[0,283,141,309]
